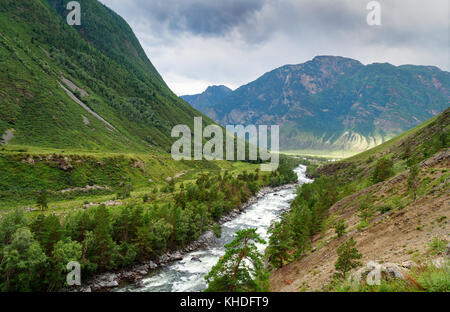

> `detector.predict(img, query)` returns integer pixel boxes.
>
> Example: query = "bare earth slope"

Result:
[270,109,449,291]
[271,152,449,291]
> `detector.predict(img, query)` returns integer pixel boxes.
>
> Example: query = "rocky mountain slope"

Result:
[0,0,215,152]
[188,56,449,155]
[181,85,232,120]
[269,108,449,291]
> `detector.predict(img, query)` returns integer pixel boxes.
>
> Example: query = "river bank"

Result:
[69,182,302,292]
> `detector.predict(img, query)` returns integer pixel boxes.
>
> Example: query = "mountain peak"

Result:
[181,85,233,113]
[205,85,232,93]
[190,57,449,153]
[310,55,364,68]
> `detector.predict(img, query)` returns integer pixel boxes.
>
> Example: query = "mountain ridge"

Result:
[185,56,449,155]
[0,0,216,153]
[181,85,232,120]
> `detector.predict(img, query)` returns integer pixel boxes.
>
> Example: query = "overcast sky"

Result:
[99,0,449,96]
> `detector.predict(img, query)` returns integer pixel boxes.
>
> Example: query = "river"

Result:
[119,165,312,292]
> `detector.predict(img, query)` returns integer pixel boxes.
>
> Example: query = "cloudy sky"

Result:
[99,0,449,95]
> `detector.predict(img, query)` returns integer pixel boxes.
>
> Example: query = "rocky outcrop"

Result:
[53,185,110,195]
[348,257,448,287]
[348,261,406,286]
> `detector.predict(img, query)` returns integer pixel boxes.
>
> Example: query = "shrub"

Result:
[333,219,347,238]
[212,223,222,238]
[377,205,391,214]
[428,237,447,255]
[371,158,394,184]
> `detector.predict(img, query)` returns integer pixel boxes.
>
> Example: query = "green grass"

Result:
[0,0,218,153]
[344,113,440,163]
[0,144,272,212]
[332,263,450,292]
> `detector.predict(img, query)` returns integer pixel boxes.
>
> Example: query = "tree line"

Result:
[0,159,299,291]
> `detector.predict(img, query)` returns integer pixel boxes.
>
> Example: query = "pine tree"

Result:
[205,229,268,292]
[407,155,420,201]
[31,214,62,255]
[290,203,312,258]
[334,238,362,280]
[334,219,347,238]
[371,158,394,184]
[93,205,115,269]
[267,216,293,268]
[36,190,48,211]
[135,225,153,260]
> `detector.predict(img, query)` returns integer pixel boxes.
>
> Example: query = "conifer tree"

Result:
[267,215,293,268]
[334,238,362,280]
[36,190,49,211]
[334,219,347,238]
[407,155,420,201]
[93,205,115,269]
[205,229,268,292]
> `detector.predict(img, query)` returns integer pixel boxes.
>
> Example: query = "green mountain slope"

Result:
[190,56,449,155]
[0,0,212,153]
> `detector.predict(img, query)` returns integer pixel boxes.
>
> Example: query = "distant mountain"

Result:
[0,0,215,152]
[181,85,232,120]
[190,56,449,155]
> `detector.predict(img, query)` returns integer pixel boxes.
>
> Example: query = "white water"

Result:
[120,165,312,292]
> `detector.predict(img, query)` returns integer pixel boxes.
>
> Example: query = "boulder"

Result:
[158,253,170,264]
[147,261,158,270]
[170,251,183,261]
[348,261,405,286]
[92,273,119,290]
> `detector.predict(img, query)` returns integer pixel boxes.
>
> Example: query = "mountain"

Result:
[0,0,215,153]
[181,85,232,120]
[270,108,449,291]
[190,56,449,155]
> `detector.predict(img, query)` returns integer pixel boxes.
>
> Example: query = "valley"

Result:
[268,108,449,292]
[0,0,448,295]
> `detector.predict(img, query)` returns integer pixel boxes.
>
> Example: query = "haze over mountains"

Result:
[182,56,450,155]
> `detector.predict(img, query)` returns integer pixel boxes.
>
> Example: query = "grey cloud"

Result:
[101,0,267,36]
[99,0,449,95]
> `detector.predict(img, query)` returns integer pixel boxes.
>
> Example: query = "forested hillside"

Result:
[0,0,213,152]
[268,108,449,291]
